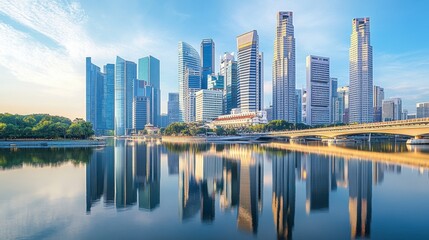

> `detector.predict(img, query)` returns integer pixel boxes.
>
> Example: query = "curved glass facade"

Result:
[178,42,201,121]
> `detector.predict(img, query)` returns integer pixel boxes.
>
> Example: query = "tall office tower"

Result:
[115,56,137,136]
[273,11,296,122]
[237,30,261,112]
[272,152,296,239]
[201,39,215,90]
[401,109,408,121]
[168,93,180,124]
[295,89,302,124]
[257,52,264,111]
[196,89,223,122]
[373,86,384,122]
[220,52,238,114]
[306,55,331,126]
[416,102,429,118]
[337,86,350,124]
[184,69,201,123]
[302,89,307,123]
[178,42,201,121]
[138,56,161,126]
[132,96,150,132]
[382,98,402,122]
[207,74,224,90]
[86,57,105,135]
[103,64,115,132]
[330,78,338,124]
[349,18,373,124]
[348,160,372,239]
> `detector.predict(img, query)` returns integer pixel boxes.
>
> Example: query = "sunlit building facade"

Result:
[220,52,238,114]
[201,39,215,90]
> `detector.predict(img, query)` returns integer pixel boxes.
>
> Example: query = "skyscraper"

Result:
[237,30,262,112]
[349,18,373,124]
[306,55,331,126]
[115,56,137,136]
[273,11,296,123]
[296,89,302,124]
[86,57,114,135]
[382,98,402,121]
[201,39,215,90]
[168,93,180,124]
[207,74,224,91]
[138,56,161,126]
[86,57,105,134]
[337,86,350,124]
[196,89,223,122]
[178,42,201,122]
[331,78,338,124]
[373,86,384,122]
[220,52,238,114]
[417,102,429,118]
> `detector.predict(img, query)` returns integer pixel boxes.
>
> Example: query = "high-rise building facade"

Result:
[207,74,224,91]
[306,55,331,126]
[132,96,150,132]
[330,78,338,124]
[273,12,296,123]
[237,30,262,112]
[196,89,223,122]
[416,102,429,118]
[115,56,137,136]
[86,57,105,135]
[178,42,201,122]
[373,86,384,122]
[168,93,180,124]
[349,18,373,124]
[201,39,215,90]
[337,86,350,124]
[382,98,402,121]
[220,52,238,114]
[138,56,161,126]
[295,89,302,124]
[103,64,115,132]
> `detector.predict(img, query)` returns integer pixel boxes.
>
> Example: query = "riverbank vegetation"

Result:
[0,114,94,139]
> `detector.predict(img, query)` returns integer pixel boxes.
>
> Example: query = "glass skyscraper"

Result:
[168,92,180,124]
[138,56,161,126]
[103,64,115,131]
[115,56,137,136]
[178,42,201,122]
[220,52,238,114]
[201,39,215,90]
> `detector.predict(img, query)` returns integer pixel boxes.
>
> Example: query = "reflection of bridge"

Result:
[263,142,429,169]
[266,118,429,139]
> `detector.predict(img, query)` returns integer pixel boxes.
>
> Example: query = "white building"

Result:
[196,89,223,122]
[382,98,402,121]
[211,109,268,128]
[306,55,331,126]
[273,11,296,123]
[237,30,262,112]
[349,18,373,123]
[184,88,198,123]
[373,85,385,122]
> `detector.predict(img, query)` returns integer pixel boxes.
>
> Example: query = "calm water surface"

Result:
[1,140,429,240]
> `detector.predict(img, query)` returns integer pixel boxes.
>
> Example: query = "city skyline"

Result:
[1,0,428,119]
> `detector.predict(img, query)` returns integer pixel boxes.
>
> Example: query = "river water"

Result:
[1,140,429,240]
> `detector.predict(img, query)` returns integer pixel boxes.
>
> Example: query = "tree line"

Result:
[162,120,342,136]
[0,113,94,139]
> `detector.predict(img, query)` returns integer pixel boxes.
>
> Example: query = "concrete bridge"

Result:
[266,118,429,140]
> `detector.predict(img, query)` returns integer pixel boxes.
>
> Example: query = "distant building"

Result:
[337,86,349,124]
[178,42,201,121]
[220,52,238,114]
[402,109,408,121]
[115,56,137,136]
[184,88,199,123]
[382,98,402,121]
[296,89,302,124]
[349,18,373,124]
[168,93,180,124]
[407,114,417,120]
[302,89,307,123]
[201,39,215,90]
[160,114,169,128]
[138,56,161,127]
[207,74,224,90]
[373,86,384,122]
[132,96,150,133]
[196,89,223,122]
[416,102,429,118]
[306,55,331,126]
[211,109,267,128]
[237,30,262,112]
[265,106,273,122]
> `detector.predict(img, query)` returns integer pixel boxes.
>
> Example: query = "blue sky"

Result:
[0,0,428,119]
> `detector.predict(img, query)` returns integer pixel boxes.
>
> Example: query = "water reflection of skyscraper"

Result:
[348,160,372,239]
[272,152,296,240]
[86,140,161,212]
[305,154,330,213]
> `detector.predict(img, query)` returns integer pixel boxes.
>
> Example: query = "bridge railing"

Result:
[269,117,429,135]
